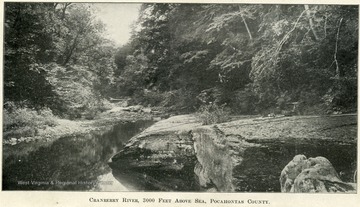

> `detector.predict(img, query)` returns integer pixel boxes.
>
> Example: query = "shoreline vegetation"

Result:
[3,101,155,145]
[2,101,158,160]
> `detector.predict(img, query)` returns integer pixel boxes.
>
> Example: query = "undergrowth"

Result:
[196,102,230,125]
[3,104,58,140]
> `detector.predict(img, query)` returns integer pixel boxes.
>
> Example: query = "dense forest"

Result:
[4,3,358,129]
[114,4,358,115]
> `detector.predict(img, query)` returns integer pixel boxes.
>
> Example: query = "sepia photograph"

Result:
[0,0,359,206]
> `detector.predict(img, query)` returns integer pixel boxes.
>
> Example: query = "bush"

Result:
[127,89,201,113]
[322,78,357,113]
[3,126,38,139]
[196,102,230,125]
[161,89,201,113]
[229,87,258,114]
[3,105,58,139]
[99,99,113,112]
[141,90,164,106]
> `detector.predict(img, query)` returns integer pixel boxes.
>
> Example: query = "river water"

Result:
[2,120,155,191]
[3,119,357,192]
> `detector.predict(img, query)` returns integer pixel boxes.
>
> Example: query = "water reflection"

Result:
[2,120,155,190]
[91,172,128,191]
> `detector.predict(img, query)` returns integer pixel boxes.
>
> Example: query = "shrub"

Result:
[99,99,113,112]
[38,108,58,127]
[161,89,200,113]
[141,90,164,106]
[128,89,201,113]
[3,126,38,139]
[196,102,230,125]
[3,105,58,139]
[229,87,258,114]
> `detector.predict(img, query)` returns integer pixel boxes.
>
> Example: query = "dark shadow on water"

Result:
[110,137,356,192]
[2,120,155,190]
[111,158,200,192]
[233,139,357,192]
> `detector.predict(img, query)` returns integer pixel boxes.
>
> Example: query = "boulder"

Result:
[10,138,17,145]
[279,154,309,192]
[120,105,143,112]
[130,105,143,112]
[280,155,356,193]
[191,115,356,192]
[141,107,152,113]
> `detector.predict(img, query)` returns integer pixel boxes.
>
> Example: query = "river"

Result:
[2,117,356,192]
[2,120,155,191]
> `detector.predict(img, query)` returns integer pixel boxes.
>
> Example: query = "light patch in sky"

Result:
[93,3,141,47]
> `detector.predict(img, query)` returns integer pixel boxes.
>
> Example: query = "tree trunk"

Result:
[62,33,80,66]
[304,5,319,41]
[61,3,71,20]
[334,18,343,78]
[239,6,253,40]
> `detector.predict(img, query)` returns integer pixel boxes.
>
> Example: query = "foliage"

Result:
[196,102,230,125]
[114,43,135,77]
[163,89,201,112]
[229,86,258,114]
[4,3,358,118]
[250,5,358,112]
[116,3,357,115]
[3,103,58,139]
[43,63,105,119]
[4,3,116,117]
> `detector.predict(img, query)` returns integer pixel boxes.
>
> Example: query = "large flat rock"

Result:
[110,114,357,192]
[109,115,202,191]
[218,114,356,142]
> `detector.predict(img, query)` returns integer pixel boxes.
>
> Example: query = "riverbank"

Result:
[2,104,162,160]
[3,118,156,190]
[3,106,156,145]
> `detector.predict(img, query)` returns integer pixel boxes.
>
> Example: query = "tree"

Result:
[4,2,117,116]
[250,5,358,111]
[4,3,61,108]
[114,43,135,77]
[115,3,358,114]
